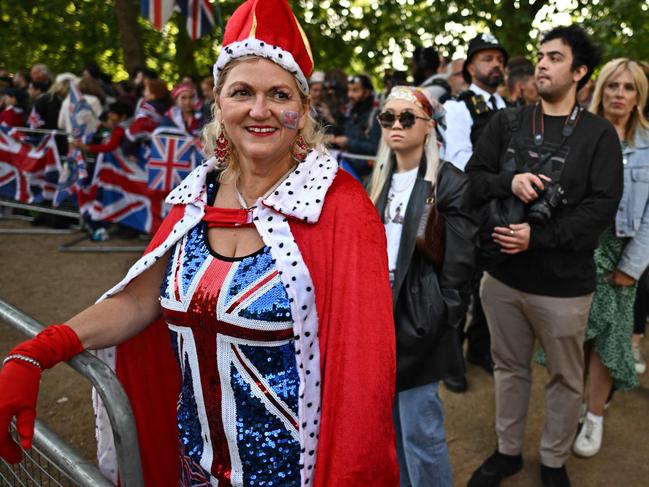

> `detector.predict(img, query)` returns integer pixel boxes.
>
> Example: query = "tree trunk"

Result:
[113,0,146,75]
[174,14,199,80]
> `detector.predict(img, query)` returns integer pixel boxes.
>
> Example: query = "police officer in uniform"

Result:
[442,33,509,392]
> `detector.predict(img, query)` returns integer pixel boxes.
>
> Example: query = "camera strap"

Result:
[532,102,582,165]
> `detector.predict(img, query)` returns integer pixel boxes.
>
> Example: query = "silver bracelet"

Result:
[3,354,43,371]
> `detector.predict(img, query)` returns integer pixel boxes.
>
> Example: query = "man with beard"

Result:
[441,33,508,394]
[466,25,621,487]
[443,34,508,171]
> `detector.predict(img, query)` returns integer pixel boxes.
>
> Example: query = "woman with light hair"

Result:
[368,86,477,486]
[573,58,649,458]
[0,1,399,486]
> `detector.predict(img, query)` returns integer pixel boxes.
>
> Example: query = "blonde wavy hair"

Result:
[367,87,441,204]
[201,56,325,180]
[589,58,649,144]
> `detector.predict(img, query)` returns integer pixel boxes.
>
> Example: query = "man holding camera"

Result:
[466,26,623,487]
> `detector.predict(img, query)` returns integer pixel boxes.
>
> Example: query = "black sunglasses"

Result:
[377,111,430,129]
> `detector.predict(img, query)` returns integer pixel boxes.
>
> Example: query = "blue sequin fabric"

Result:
[160,217,300,486]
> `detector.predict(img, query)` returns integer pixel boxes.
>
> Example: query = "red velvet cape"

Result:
[114,170,399,486]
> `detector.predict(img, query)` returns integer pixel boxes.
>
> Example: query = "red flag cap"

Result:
[171,82,196,99]
[213,0,314,94]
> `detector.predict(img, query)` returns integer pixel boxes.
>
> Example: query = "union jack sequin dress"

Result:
[160,193,300,486]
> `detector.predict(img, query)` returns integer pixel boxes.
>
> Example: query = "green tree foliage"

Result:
[1,0,647,84]
[573,0,649,63]
[0,0,234,82]
[1,0,122,77]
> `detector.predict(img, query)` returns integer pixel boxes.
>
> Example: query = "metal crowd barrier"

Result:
[0,299,144,487]
[338,151,378,164]
[0,199,81,235]
[1,420,112,486]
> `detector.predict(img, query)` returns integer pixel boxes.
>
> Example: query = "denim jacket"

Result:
[616,128,649,279]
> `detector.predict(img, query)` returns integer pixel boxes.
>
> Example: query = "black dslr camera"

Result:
[527,178,566,225]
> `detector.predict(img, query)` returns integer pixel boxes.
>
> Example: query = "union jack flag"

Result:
[53,149,90,207]
[147,134,197,193]
[27,107,45,129]
[84,148,165,234]
[176,0,214,40]
[0,131,59,203]
[141,0,176,30]
[52,82,96,206]
[67,81,97,140]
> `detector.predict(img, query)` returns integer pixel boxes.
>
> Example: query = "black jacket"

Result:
[343,95,381,156]
[375,158,478,391]
[466,106,623,297]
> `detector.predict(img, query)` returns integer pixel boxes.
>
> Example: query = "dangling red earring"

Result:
[214,124,230,165]
[291,133,308,162]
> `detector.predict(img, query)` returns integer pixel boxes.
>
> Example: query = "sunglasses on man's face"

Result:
[377,110,430,129]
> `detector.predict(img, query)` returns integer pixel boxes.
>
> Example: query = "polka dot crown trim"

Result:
[213,39,309,94]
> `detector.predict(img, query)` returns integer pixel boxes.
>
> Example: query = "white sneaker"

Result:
[633,344,646,375]
[573,412,603,457]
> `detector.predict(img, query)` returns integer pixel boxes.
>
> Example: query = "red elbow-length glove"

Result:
[0,325,84,463]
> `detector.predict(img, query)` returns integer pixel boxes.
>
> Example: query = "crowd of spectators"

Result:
[1,25,649,486]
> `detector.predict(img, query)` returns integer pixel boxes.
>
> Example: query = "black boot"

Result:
[468,450,523,487]
[540,465,571,487]
[443,374,468,393]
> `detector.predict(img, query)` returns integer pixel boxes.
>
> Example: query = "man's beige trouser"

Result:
[480,274,593,467]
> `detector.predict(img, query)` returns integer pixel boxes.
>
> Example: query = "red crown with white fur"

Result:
[213,0,314,93]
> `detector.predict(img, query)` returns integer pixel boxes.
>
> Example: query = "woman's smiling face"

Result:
[217,58,308,166]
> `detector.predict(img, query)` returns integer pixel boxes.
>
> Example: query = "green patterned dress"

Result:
[584,226,639,390]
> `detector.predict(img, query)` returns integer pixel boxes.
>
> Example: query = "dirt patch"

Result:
[1,218,648,485]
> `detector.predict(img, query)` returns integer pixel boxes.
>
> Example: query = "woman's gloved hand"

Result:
[0,360,41,463]
[0,325,84,463]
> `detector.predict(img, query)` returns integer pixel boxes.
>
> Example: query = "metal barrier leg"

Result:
[0,300,145,486]
[0,200,80,236]
[0,420,113,487]
[58,234,147,254]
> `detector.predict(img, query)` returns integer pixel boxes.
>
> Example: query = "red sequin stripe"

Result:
[225,270,279,314]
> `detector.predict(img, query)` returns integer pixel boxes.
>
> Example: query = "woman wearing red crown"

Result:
[0,1,399,486]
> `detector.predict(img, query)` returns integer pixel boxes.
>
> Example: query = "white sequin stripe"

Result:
[216,335,244,487]
[213,39,309,94]
[252,205,321,487]
[168,324,214,475]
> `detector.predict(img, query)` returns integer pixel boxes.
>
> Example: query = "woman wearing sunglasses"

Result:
[368,86,478,486]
